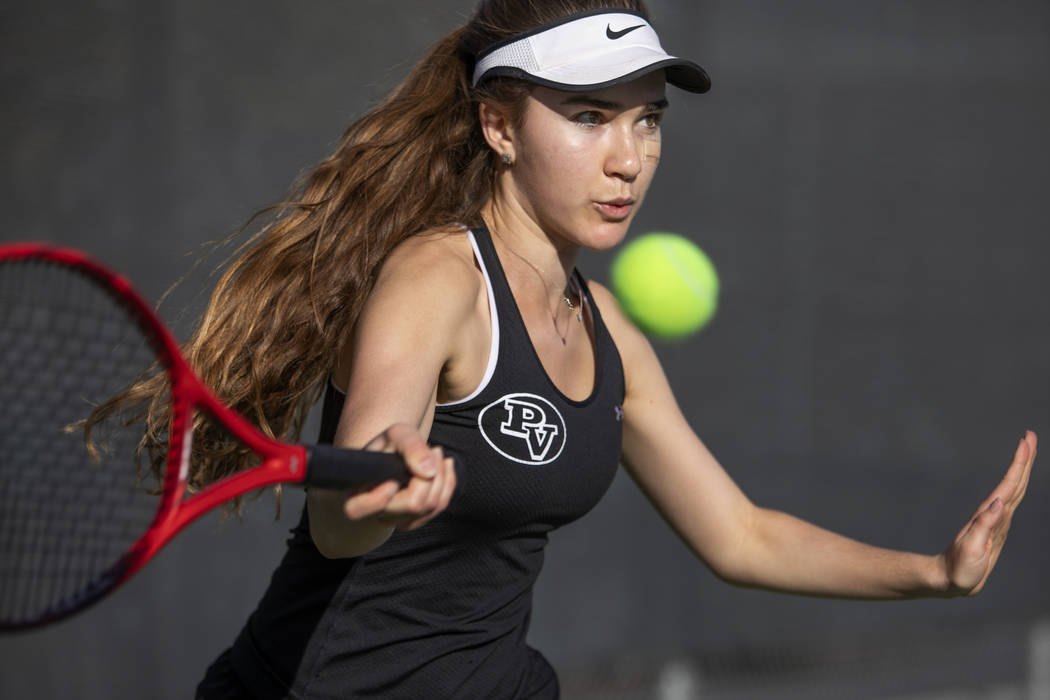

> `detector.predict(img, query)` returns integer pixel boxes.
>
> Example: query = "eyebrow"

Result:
[559,95,670,111]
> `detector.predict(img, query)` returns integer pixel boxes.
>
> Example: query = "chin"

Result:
[584,221,633,251]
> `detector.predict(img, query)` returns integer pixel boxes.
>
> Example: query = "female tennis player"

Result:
[191,1,1037,697]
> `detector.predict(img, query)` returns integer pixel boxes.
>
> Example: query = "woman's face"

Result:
[503,72,668,251]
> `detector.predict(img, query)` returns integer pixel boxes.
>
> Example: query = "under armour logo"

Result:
[478,393,567,465]
[614,405,623,422]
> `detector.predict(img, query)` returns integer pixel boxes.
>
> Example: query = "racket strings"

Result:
[0,258,167,628]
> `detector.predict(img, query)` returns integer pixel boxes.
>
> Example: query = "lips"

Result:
[596,198,635,220]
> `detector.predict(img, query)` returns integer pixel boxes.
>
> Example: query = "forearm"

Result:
[307,489,395,559]
[723,506,951,599]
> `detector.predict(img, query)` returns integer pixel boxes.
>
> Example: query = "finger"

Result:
[384,423,439,478]
[361,423,435,480]
[379,491,437,529]
[416,447,449,506]
[343,480,400,521]
[1001,434,1035,507]
[978,435,1035,514]
[952,498,1002,592]
[966,498,1003,555]
[1017,430,1037,495]
[433,455,458,512]
[411,455,458,530]
[399,452,444,512]
[397,455,458,531]
[381,451,447,519]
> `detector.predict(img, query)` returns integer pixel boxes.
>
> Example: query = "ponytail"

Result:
[88,0,647,516]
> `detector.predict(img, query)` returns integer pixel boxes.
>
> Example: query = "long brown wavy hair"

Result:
[88,0,650,515]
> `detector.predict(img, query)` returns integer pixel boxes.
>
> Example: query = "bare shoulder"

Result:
[584,279,627,330]
[585,279,649,357]
[335,228,484,386]
[358,229,485,335]
[585,278,667,397]
[376,228,481,303]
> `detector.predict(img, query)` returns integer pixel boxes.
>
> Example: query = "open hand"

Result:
[941,430,1037,595]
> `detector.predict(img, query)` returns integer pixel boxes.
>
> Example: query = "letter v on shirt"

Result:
[481,393,566,464]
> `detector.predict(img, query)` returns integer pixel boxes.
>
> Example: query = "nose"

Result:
[604,124,643,182]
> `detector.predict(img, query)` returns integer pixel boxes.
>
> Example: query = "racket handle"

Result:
[304,445,411,489]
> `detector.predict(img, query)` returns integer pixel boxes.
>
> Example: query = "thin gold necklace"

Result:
[491,228,583,345]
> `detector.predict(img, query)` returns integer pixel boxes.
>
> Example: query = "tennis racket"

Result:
[0,243,410,631]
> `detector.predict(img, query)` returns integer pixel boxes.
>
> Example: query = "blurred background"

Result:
[1,1,1048,698]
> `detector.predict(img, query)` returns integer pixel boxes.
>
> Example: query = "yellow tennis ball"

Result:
[610,232,719,340]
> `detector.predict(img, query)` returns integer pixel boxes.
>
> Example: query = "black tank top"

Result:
[227,225,625,699]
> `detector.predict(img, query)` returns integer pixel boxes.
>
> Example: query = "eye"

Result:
[572,111,604,127]
[641,111,664,130]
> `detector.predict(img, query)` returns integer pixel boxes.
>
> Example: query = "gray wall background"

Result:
[2,1,1048,698]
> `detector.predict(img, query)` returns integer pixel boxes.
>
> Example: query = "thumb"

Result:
[963,498,1003,559]
[381,423,438,478]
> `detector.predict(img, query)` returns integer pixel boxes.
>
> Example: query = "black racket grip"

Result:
[303,445,411,489]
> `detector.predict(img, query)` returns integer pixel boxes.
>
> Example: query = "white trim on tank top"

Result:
[435,229,500,407]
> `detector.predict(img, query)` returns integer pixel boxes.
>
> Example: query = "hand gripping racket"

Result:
[0,243,409,631]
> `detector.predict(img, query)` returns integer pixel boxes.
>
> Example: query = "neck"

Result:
[481,196,578,305]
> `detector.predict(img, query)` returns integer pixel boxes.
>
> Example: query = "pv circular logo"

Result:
[478,393,567,465]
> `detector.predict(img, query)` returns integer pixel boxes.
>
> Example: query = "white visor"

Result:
[472,10,710,94]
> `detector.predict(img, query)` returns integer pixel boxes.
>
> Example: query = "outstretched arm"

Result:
[706,433,1035,599]
[704,431,1037,599]
[590,281,1037,599]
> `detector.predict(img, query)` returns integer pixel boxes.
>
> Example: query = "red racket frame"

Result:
[0,243,321,624]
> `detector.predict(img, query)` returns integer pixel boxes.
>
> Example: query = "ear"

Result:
[478,101,516,161]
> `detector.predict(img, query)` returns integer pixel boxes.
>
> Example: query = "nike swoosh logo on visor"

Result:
[606,23,645,40]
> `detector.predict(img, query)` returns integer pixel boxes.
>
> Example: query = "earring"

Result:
[500,153,514,165]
